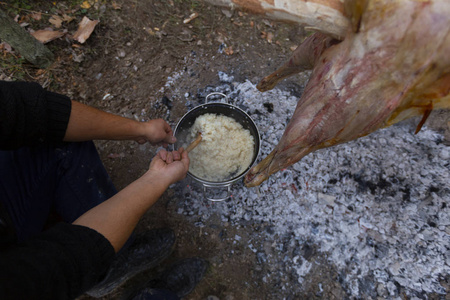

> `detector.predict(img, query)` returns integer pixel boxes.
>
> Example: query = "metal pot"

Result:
[173,92,260,201]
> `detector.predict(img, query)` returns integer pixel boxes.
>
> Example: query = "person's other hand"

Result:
[147,148,189,185]
[135,119,176,146]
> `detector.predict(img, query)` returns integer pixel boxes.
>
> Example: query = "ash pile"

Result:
[164,71,450,299]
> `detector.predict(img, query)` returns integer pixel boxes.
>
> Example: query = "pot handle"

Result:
[203,184,232,202]
[205,92,228,104]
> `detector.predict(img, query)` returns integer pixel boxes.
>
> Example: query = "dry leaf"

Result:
[112,1,122,10]
[35,69,46,76]
[262,19,273,27]
[30,12,42,21]
[216,34,226,44]
[183,12,199,24]
[49,15,63,28]
[161,20,169,29]
[72,16,99,44]
[144,27,155,36]
[63,14,75,23]
[221,9,232,18]
[224,46,234,55]
[260,31,267,39]
[80,1,91,9]
[261,31,274,43]
[0,42,13,53]
[32,30,65,44]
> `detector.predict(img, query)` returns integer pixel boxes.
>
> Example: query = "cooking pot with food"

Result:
[174,92,260,201]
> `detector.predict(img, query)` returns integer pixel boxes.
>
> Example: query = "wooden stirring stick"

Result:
[186,133,202,153]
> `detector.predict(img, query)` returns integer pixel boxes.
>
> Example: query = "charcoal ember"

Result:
[161,96,172,109]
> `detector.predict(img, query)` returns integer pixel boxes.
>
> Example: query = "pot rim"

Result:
[173,101,261,186]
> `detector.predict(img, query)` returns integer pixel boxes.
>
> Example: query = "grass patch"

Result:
[0,53,27,80]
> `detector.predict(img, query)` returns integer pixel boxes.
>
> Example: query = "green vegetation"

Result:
[0,54,26,80]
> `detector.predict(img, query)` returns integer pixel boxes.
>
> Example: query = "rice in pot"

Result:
[184,113,255,181]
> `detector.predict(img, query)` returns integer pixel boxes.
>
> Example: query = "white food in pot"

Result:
[185,113,255,181]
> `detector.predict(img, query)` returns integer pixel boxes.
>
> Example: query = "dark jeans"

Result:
[0,141,117,243]
[131,288,179,300]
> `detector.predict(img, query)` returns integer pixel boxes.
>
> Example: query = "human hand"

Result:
[135,119,176,147]
[146,148,189,185]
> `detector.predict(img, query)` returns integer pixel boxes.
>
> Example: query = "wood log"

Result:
[0,8,54,68]
[204,0,349,39]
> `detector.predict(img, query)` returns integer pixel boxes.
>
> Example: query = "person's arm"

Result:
[0,81,176,149]
[73,147,189,252]
[64,100,176,146]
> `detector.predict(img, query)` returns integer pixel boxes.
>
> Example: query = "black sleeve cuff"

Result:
[44,91,72,142]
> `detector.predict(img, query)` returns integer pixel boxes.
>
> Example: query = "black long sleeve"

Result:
[0,81,71,150]
[0,81,115,299]
[0,223,115,300]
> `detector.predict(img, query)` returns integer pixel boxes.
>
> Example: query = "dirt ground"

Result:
[1,1,449,299]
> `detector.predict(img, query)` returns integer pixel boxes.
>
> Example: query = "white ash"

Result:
[218,71,234,83]
[162,70,185,92]
[164,72,449,298]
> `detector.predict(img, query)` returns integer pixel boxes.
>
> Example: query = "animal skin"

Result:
[205,0,349,39]
[234,0,450,186]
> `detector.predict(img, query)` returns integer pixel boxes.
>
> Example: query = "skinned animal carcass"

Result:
[206,0,450,187]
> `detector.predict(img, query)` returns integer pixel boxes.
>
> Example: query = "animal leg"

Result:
[256,32,339,92]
